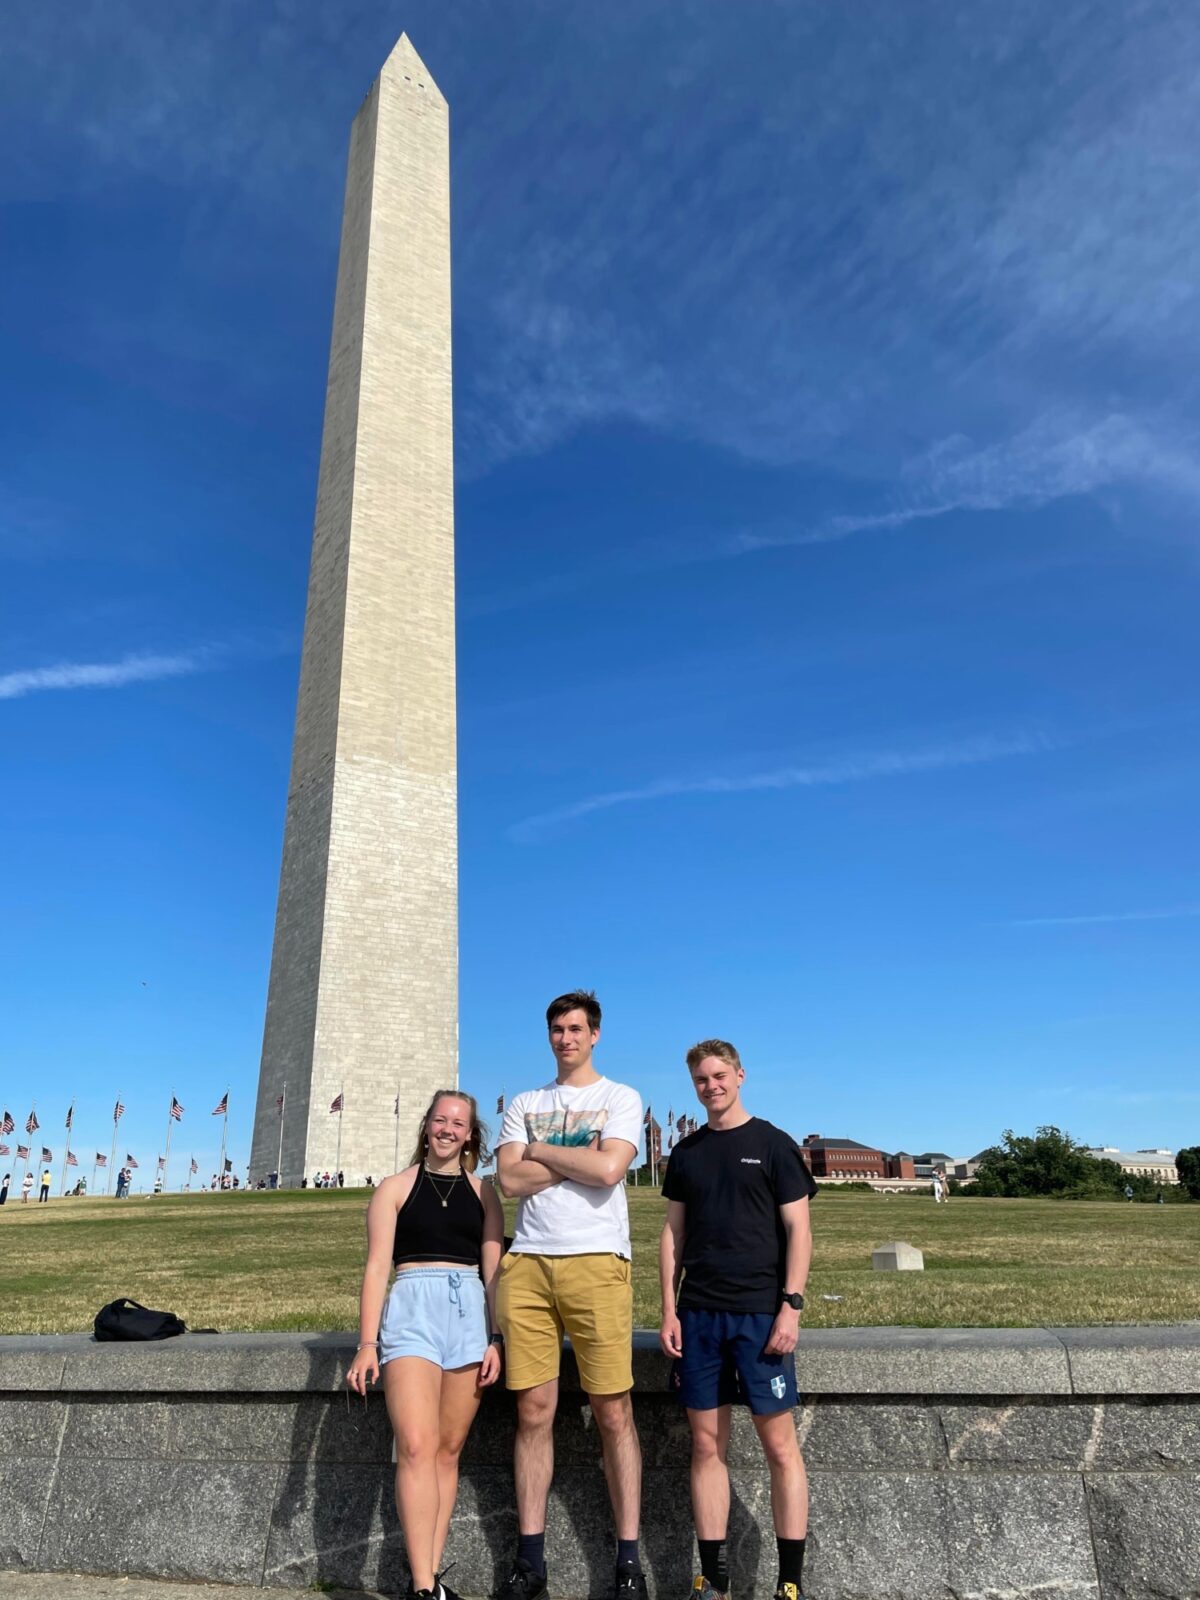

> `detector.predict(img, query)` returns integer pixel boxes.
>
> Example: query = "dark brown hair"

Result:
[545,989,602,1032]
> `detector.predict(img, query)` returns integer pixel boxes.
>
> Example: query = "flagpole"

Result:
[21,1103,35,1196]
[276,1081,286,1185]
[335,1083,344,1178]
[59,1101,73,1197]
[163,1094,175,1192]
[218,1092,228,1192]
[107,1096,120,1197]
[90,1157,98,1194]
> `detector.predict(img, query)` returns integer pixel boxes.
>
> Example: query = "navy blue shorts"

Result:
[672,1308,798,1415]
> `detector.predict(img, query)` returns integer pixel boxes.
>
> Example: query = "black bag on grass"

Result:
[93,1297,187,1342]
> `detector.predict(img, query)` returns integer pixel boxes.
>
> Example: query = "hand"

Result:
[347,1345,380,1393]
[478,1342,502,1387]
[522,1141,544,1162]
[764,1306,799,1356]
[660,1311,683,1358]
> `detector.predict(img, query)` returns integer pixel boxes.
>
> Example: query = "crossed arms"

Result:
[496,1134,639,1197]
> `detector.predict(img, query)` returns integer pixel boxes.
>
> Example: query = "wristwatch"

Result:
[781,1291,805,1311]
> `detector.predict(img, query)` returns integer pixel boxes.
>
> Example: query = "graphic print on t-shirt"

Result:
[525,1108,610,1147]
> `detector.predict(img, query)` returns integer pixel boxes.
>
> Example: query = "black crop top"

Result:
[393,1167,484,1267]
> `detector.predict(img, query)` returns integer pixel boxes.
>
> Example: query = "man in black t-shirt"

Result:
[660,1039,816,1600]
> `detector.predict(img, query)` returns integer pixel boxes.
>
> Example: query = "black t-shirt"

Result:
[662,1117,817,1314]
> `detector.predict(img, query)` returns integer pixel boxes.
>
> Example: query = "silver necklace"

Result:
[424,1166,463,1208]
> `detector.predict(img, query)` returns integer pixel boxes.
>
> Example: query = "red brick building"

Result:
[797,1136,918,1182]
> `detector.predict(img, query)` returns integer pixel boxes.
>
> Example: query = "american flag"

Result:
[26,1110,39,1134]
[223,1156,232,1172]
[0,1144,9,1156]
[126,1153,139,1169]
[668,1106,674,1128]
[95,1153,107,1167]
[113,1099,125,1124]
[393,1095,399,1116]
[2,1109,14,1135]
[169,1097,184,1121]
[189,1157,199,1174]
[65,1103,74,1131]
[275,1094,284,1114]
[67,1151,78,1167]
[156,1156,166,1170]
[41,1146,52,1163]
[212,1093,228,1116]
[17,1144,29,1160]
[330,1093,343,1114]
[496,1094,505,1114]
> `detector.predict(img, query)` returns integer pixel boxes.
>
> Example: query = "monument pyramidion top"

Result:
[378,33,445,104]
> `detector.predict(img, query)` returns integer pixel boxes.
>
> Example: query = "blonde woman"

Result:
[347,1091,505,1600]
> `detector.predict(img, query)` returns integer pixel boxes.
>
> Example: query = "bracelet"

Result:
[356,1341,378,1350]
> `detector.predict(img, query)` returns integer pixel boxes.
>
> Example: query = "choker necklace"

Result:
[424,1166,463,1207]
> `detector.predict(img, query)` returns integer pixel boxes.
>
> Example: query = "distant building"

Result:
[801,1135,887,1179]
[1085,1147,1178,1184]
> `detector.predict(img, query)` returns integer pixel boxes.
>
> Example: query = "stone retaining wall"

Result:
[1,1328,1198,1599]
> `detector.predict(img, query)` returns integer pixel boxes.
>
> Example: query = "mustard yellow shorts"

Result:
[496,1251,634,1394]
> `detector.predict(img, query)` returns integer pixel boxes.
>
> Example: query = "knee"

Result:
[517,1393,557,1433]
[591,1395,635,1443]
[761,1431,801,1471]
[691,1428,725,1465]
[437,1435,467,1468]
[395,1428,438,1465]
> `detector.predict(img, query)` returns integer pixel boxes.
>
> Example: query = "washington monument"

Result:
[250,37,456,1186]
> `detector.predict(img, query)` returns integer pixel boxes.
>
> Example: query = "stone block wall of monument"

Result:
[250,38,457,1186]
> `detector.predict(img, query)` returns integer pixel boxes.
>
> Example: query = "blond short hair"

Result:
[685,1038,742,1072]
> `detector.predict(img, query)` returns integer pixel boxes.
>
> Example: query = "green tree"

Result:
[1176,1146,1200,1200]
[971,1126,1127,1199]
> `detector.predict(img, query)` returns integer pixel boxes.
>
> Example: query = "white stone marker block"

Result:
[872,1240,925,1271]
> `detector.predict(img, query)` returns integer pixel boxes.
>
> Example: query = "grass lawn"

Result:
[1,1186,1197,1335]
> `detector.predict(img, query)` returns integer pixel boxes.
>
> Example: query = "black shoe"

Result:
[494,1557,549,1600]
[437,1566,464,1600]
[615,1562,649,1600]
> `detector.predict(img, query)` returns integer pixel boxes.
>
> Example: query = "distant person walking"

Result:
[38,1166,52,1203]
[21,1171,34,1203]
[0,1172,9,1205]
[346,1090,504,1600]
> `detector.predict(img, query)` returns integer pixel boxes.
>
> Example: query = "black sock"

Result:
[517,1532,546,1577]
[698,1538,729,1592]
[616,1538,642,1574]
[776,1537,805,1590]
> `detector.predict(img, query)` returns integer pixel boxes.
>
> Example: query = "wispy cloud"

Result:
[1012,905,1200,928]
[510,728,1059,842]
[0,646,225,701]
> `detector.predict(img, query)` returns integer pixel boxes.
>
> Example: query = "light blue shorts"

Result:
[379,1267,488,1369]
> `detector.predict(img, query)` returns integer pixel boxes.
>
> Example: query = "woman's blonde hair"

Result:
[408,1088,490,1173]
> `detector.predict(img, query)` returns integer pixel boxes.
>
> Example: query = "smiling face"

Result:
[425,1095,474,1164]
[689,1054,746,1118]
[548,1007,600,1074]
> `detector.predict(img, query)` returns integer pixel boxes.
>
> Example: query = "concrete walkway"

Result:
[0,1578,388,1600]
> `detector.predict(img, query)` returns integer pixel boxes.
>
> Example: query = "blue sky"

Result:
[2,0,1198,1182]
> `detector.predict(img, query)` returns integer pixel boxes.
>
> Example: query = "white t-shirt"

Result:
[497,1076,643,1256]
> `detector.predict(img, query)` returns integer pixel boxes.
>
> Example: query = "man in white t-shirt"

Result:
[494,990,645,1600]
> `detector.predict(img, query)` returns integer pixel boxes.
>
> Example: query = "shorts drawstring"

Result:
[448,1270,465,1318]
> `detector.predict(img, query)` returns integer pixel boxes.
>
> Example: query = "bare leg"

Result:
[514,1380,558,1534]
[688,1406,732,1540]
[588,1390,641,1541]
[432,1365,484,1573]
[752,1410,808,1539]
[385,1357,444,1591]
